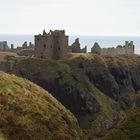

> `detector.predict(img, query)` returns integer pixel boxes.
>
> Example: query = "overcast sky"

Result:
[0,0,140,35]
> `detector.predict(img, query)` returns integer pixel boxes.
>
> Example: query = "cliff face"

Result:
[104,56,140,108]
[13,58,100,117]
[69,55,120,99]
[11,54,140,139]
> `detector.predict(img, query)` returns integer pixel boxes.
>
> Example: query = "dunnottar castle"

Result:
[34,30,135,59]
[0,29,135,59]
[34,30,87,59]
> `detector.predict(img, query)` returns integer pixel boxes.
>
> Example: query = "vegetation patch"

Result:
[101,92,140,140]
[0,72,86,140]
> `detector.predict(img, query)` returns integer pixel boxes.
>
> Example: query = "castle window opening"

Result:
[40,53,43,58]
[44,44,47,48]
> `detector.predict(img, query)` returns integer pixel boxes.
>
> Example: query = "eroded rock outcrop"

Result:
[12,58,100,117]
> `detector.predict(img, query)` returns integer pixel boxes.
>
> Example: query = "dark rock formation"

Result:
[70,55,120,100]
[12,58,100,117]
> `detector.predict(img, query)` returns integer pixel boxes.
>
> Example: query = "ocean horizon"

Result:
[0,34,140,54]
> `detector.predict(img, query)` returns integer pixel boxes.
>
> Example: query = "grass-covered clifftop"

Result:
[0,72,85,140]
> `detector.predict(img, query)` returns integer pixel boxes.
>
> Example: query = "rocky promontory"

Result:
[1,53,140,139]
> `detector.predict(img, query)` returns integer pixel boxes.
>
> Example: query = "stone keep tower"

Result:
[34,30,68,60]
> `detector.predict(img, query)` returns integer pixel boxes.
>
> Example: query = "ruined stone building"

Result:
[35,30,68,59]
[69,38,87,53]
[91,41,135,56]
[91,42,101,55]
[0,41,9,51]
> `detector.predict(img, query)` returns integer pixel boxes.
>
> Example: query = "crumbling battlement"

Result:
[69,38,87,53]
[91,41,135,56]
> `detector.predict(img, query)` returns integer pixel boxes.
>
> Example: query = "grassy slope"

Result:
[101,92,140,140]
[0,72,86,140]
[0,131,6,140]
[78,85,123,139]
[0,52,17,61]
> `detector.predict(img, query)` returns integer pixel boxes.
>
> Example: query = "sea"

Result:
[0,35,140,54]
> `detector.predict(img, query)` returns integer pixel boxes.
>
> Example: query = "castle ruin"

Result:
[69,38,87,53]
[0,41,9,51]
[34,29,135,59]
[91,41,135,56]
[35,30,68,60]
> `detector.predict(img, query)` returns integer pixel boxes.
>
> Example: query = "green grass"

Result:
[101,92,140,140]
[101,107,140,140]
[82,86,123,138]
[0,72,86,140]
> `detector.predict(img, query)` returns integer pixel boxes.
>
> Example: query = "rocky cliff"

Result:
[2,54,139,139]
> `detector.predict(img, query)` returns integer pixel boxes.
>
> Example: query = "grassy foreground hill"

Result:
[0,72,86,140]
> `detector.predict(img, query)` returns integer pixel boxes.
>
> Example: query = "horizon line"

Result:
[1,33,140,37]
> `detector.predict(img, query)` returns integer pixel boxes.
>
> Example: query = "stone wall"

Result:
[35,30,68,60]
[0,41,9,51]
[69,38,87,53]
[91,41,134,56]
[101,46,134,56]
